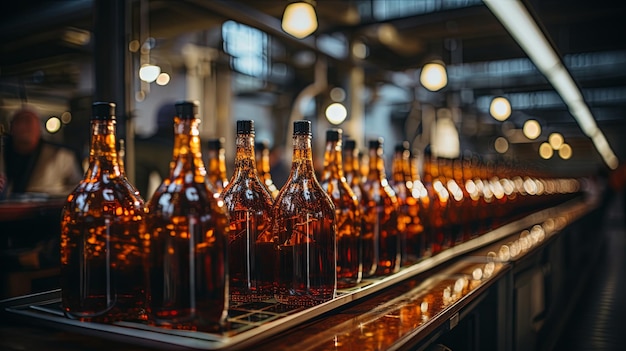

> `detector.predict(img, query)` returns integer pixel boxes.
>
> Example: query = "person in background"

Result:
[0,107,83,277]
[1,107,83,199]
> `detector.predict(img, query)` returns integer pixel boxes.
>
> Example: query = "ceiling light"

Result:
[325,102,347,125]
[494,137,509,153]
[548,132,564,150]
[539,142,553,159]
[156,72,171,86]
[558,143,572,159]
[330,87,346,102]
[46,116,62,134]
[489,96,511,121]
[432,112,460,158]
[282,1,318,39]
[139,64,161,83]
[420,61,448,92]
[523,119,541,140]
[483,0,618,169]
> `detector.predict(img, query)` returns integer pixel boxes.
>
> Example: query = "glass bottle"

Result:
[342,139,364,202]
[273,120,337,306]
[451,157,471,243]
[440,157,465,246]
[0,125,8,199]
[222,120,275,303]
[206,137,229,194]
[422,147,450,255]
[390,141,423,266]
[319,128,361,288]
[144,101,230,330]
[362,138,399,276]
[255,140,279,198]
[409,151,430,259]
[60,102,146,322]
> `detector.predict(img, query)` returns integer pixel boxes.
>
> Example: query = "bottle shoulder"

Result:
[147,180,226,212]
[221,179,274,212]
[274,179,335,213]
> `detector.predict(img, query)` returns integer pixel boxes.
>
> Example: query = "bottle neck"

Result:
[423,155,438,182]
[87,120,122,178]
[343,147,356,175]
[440,158,452,179]
[391,151,405,183]
[289,134,315,179]
[321,139,344,181]
[207,148,228,181]
[367,146,387,181]
[231,133,257,178]
[170,117,206,180]
[256,147,270,177]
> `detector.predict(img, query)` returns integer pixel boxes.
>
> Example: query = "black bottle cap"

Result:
[395,141,409,152]
[293,120,311,135]
[368,137,383,149]
[236,120,254,134]
[326,128,342,142]
[255,140,269,151]
[175,101,198,120]
[92,102,116,120]
[424,144,432,156]
[344,139,356,150]
[207,137,225,150]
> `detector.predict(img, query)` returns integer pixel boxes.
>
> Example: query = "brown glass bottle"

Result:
[390,142,423,266]
[273,120,337,306]
[222,120,275,303]
[0,126,8,199]
[439,157,465,246]
[421,146,449,255]
[362,138,399,276]
[60,102,146,322]
[144,101,230,330]
[254,140,280,199]
[319,129,361,288]
[451,158,471,243]
[206,137,229,194]
[342,139,364,202]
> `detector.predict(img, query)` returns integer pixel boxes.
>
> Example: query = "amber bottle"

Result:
[451,158,471,243]
[273,120,337,306]
[362,138,399,276]
[206,137,229,194]
[343,139,364,202]
[254,140,280,198]
[421,147,449,255]
[390,141,423,266]
[144,101,229,330]
[222,120,275,303]
[60,102,146,322]
[439,157,465,246]
[319,128,361,288]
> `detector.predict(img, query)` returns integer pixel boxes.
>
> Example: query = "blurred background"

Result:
[1,0,625,186]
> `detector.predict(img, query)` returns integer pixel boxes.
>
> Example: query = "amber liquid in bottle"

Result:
[439,157,464,246]
[222,120,275,303]
[60,102,146,322]
[144,101,229,330]
[274,120,337,306]
[390,142,423,266]
[421,148,450,255]
[255,140,280,199]
[319,129,362,288]
[361,138,399,276]
[206,137,229,194]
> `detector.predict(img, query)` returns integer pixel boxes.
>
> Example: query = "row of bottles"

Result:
[60,101,337,331]
[60,100,581,330]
